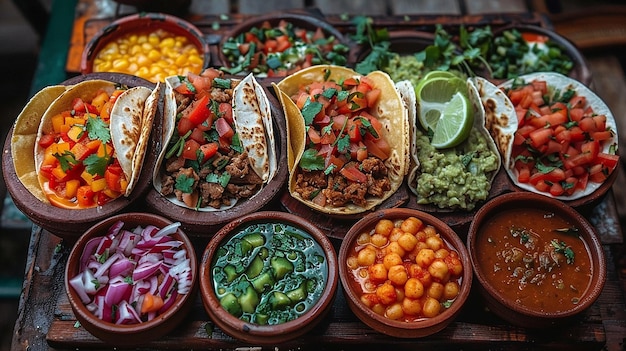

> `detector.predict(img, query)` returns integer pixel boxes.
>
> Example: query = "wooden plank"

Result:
[189,0,230,15]
[236,0,304,14]
[391,0,461,15]
[464,0,528,14]
[314,0,388,15]
[551,6,626,50]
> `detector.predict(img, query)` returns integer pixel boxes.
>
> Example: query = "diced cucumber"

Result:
[224,264,237,283]
[270,291,291,309]
[246,255,264,279]
[238,286,260,313]
[251,271,275,293]
[243,232,265,248]
[220,293,242,317]
[286,281,308,303]
[271,256,294,280]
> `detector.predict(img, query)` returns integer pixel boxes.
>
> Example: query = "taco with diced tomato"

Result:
[273,65,409,215]
[28,79,160,209]
[153,68,277,210]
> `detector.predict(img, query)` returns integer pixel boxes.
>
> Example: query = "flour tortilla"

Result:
[498,72,619,200]
[275,65,410,215]
[11,85,68,202]
[110,82,162,195]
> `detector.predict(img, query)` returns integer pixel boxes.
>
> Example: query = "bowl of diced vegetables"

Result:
[488,24,591,86]
[81,12,209,83]
[65,212,197,346]
[199,211,338,344]
[218,11,351,78]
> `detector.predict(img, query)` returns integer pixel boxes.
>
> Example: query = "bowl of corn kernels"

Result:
[81,13,209,83]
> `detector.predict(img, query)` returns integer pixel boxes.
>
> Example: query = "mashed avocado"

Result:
[413,127,499,210]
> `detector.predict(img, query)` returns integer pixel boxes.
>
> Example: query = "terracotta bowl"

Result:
[217,11,351,78]
[81,12,209,83]
[338,208,472,338]
[64,212,198,346]
[144,84,288,238]
[199,211,338,344]
[1,73,156,241]
[490,24,592,86]
[350,30,436,62]
[466,192,606,328]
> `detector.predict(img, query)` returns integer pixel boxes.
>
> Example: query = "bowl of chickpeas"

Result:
[81,13,209,83]
[338,208,472,338]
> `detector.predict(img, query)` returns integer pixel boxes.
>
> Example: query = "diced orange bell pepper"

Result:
[90,178,107,192]
[65,179,80,199]
[76,185,95,207]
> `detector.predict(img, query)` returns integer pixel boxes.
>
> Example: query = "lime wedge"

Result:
[421,70,458,81]
[430,92,473,148]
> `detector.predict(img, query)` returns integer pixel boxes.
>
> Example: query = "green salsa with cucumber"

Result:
[212,222,328,325]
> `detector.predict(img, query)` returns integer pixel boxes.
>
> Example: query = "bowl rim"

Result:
[466,191,607,319]
[80,12,210,75]
[338,207,473,335]
[198,210,338,344]
[64,212,198,341]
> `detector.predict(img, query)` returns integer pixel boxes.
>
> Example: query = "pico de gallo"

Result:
[160,68,261,209]
[221,20,349,77]
[38,88,129,209]
[289,75,393,208]
[506,78,618,197]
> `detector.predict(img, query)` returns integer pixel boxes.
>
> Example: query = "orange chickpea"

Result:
[383,252,403,269]
[428,258,450,282]
[404,277,424,299]
[357,247,377,266]
[375,219,394,236]
[372,303,385,315]
[422,296,442,318]
[368,263,388,283]
[443,281,460,300]
[398,233,418,252]
[389,227,404,242]
[370,233,388,248]
[385,302,404,320]
[376,282,397,305]
[427,281,444,300]
[435,248,450,259]
[388,265,408,286]
[444,252,464,276]
[385,241,406,257]
[400,217,422,234]
[356,232,371,245]
[425,235,444,251]
[395,287,405,302]
[415,230,427,242]
[402,297,422,316]
[347,256,359,270]
[423,225,437,237]
[360,293,378,308]
[415,248,435,268]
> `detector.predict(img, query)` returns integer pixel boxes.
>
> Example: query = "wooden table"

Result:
[11,0,626,350]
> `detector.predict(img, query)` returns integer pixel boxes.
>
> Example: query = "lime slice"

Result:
[430,91,473,148]
[414,76,467,131]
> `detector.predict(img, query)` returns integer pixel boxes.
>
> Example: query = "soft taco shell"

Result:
[110,82,161,196]
[11,85,68,202]
[499,72,618,200]
[275,65,409,215]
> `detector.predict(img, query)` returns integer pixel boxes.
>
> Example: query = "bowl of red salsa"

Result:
[467,192,606,328]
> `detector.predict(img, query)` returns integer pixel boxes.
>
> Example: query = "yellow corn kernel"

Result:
[141,42,153,52]
[65,179,81,199]
[147,49,161,62]
[128,34,138,44]
[137,34,148,44]
[136,66,150,78]
[130,44,142,56]
[81,170,94,184]
[160,37,175,48]
[91,178,107,192]
[112,58,129,70]
[148,33,160,46]
[188,55,203,66]
[149,65,163,75]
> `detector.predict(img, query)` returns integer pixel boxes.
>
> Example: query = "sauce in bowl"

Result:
[475,207,593,313]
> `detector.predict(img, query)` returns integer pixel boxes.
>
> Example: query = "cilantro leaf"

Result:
[206,172,231,187]
[175,174,195,193]
[53,150,79,172]
[336,134,350,154]
[299,148,325,171]
[301,101,323,126]
[86,115,111,144]
[84,154,110,176]
[231,133,243,154]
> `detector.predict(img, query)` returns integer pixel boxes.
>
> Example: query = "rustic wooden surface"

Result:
[11,0,626,350]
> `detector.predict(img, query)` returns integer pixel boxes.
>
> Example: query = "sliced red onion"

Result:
[116,300,141,325]
[80,237,101,271]
[93,252,122,279]
[69,273,91,304]
[109,256,134,278]
[154,222,181,238]
[158,289,179,315]
[133,260,162,282]
[105,276,131,306]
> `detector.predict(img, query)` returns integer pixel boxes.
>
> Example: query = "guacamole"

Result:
[413,127,499,210]
[383,54,466,89]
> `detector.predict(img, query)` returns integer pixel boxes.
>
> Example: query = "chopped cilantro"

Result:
[84,154,110,176]
[299,148,325,171]
[356,116,379,138]
[206,172,231,188]
[336,134,350,154]
[175,174,195,193]
[213,77,231,89]
[53,150,79,172]
[301,101,323,126]
[86,115,111,144]
[551,239,575,264]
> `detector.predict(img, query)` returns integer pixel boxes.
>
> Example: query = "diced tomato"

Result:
[596,153,619,170]
[105,167,122,192]
[517,165,531,183]
[177,117,195,136]
[38,134,57,148]
[72,98,86,113]
[308,127,321,144]
[549,182,564,196]
[219,102,234,125]
[190,127,206,144]
[534,180,550,192]
[184,95,210,126]
[529,127,553,149]
[182,139,201,160]
[340,163,367,183]
[522,32,549,44]
[592,131,612,142]
[215,117,234,140]
[199,142,219,162]
[578,116,598,133]
[363,138,390,160]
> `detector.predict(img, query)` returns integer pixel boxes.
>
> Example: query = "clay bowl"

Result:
[466,192,606,328]
[217,11,351,79]
[338,208,472,338]
[81,12,209,83]
[199,211,338,344]
[64,212,198,346]
[144,84,288,238]
[2,73,156,241]
[489,24,592,86]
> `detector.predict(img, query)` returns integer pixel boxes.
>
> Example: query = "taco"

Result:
[273,65,409,215]
[153,68,277,211]
[407,77,502,211]
[498,72,619,200]
[31,79,159,208]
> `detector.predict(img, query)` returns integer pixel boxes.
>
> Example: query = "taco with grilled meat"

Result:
[273,65,410,215]
[17,79,160,209]
[153,68,277,211]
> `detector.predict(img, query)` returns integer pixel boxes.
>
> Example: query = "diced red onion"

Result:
[69,273,91,304]
[116,300,141,325]
[154,222,181,238]
[105,276,131,306]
